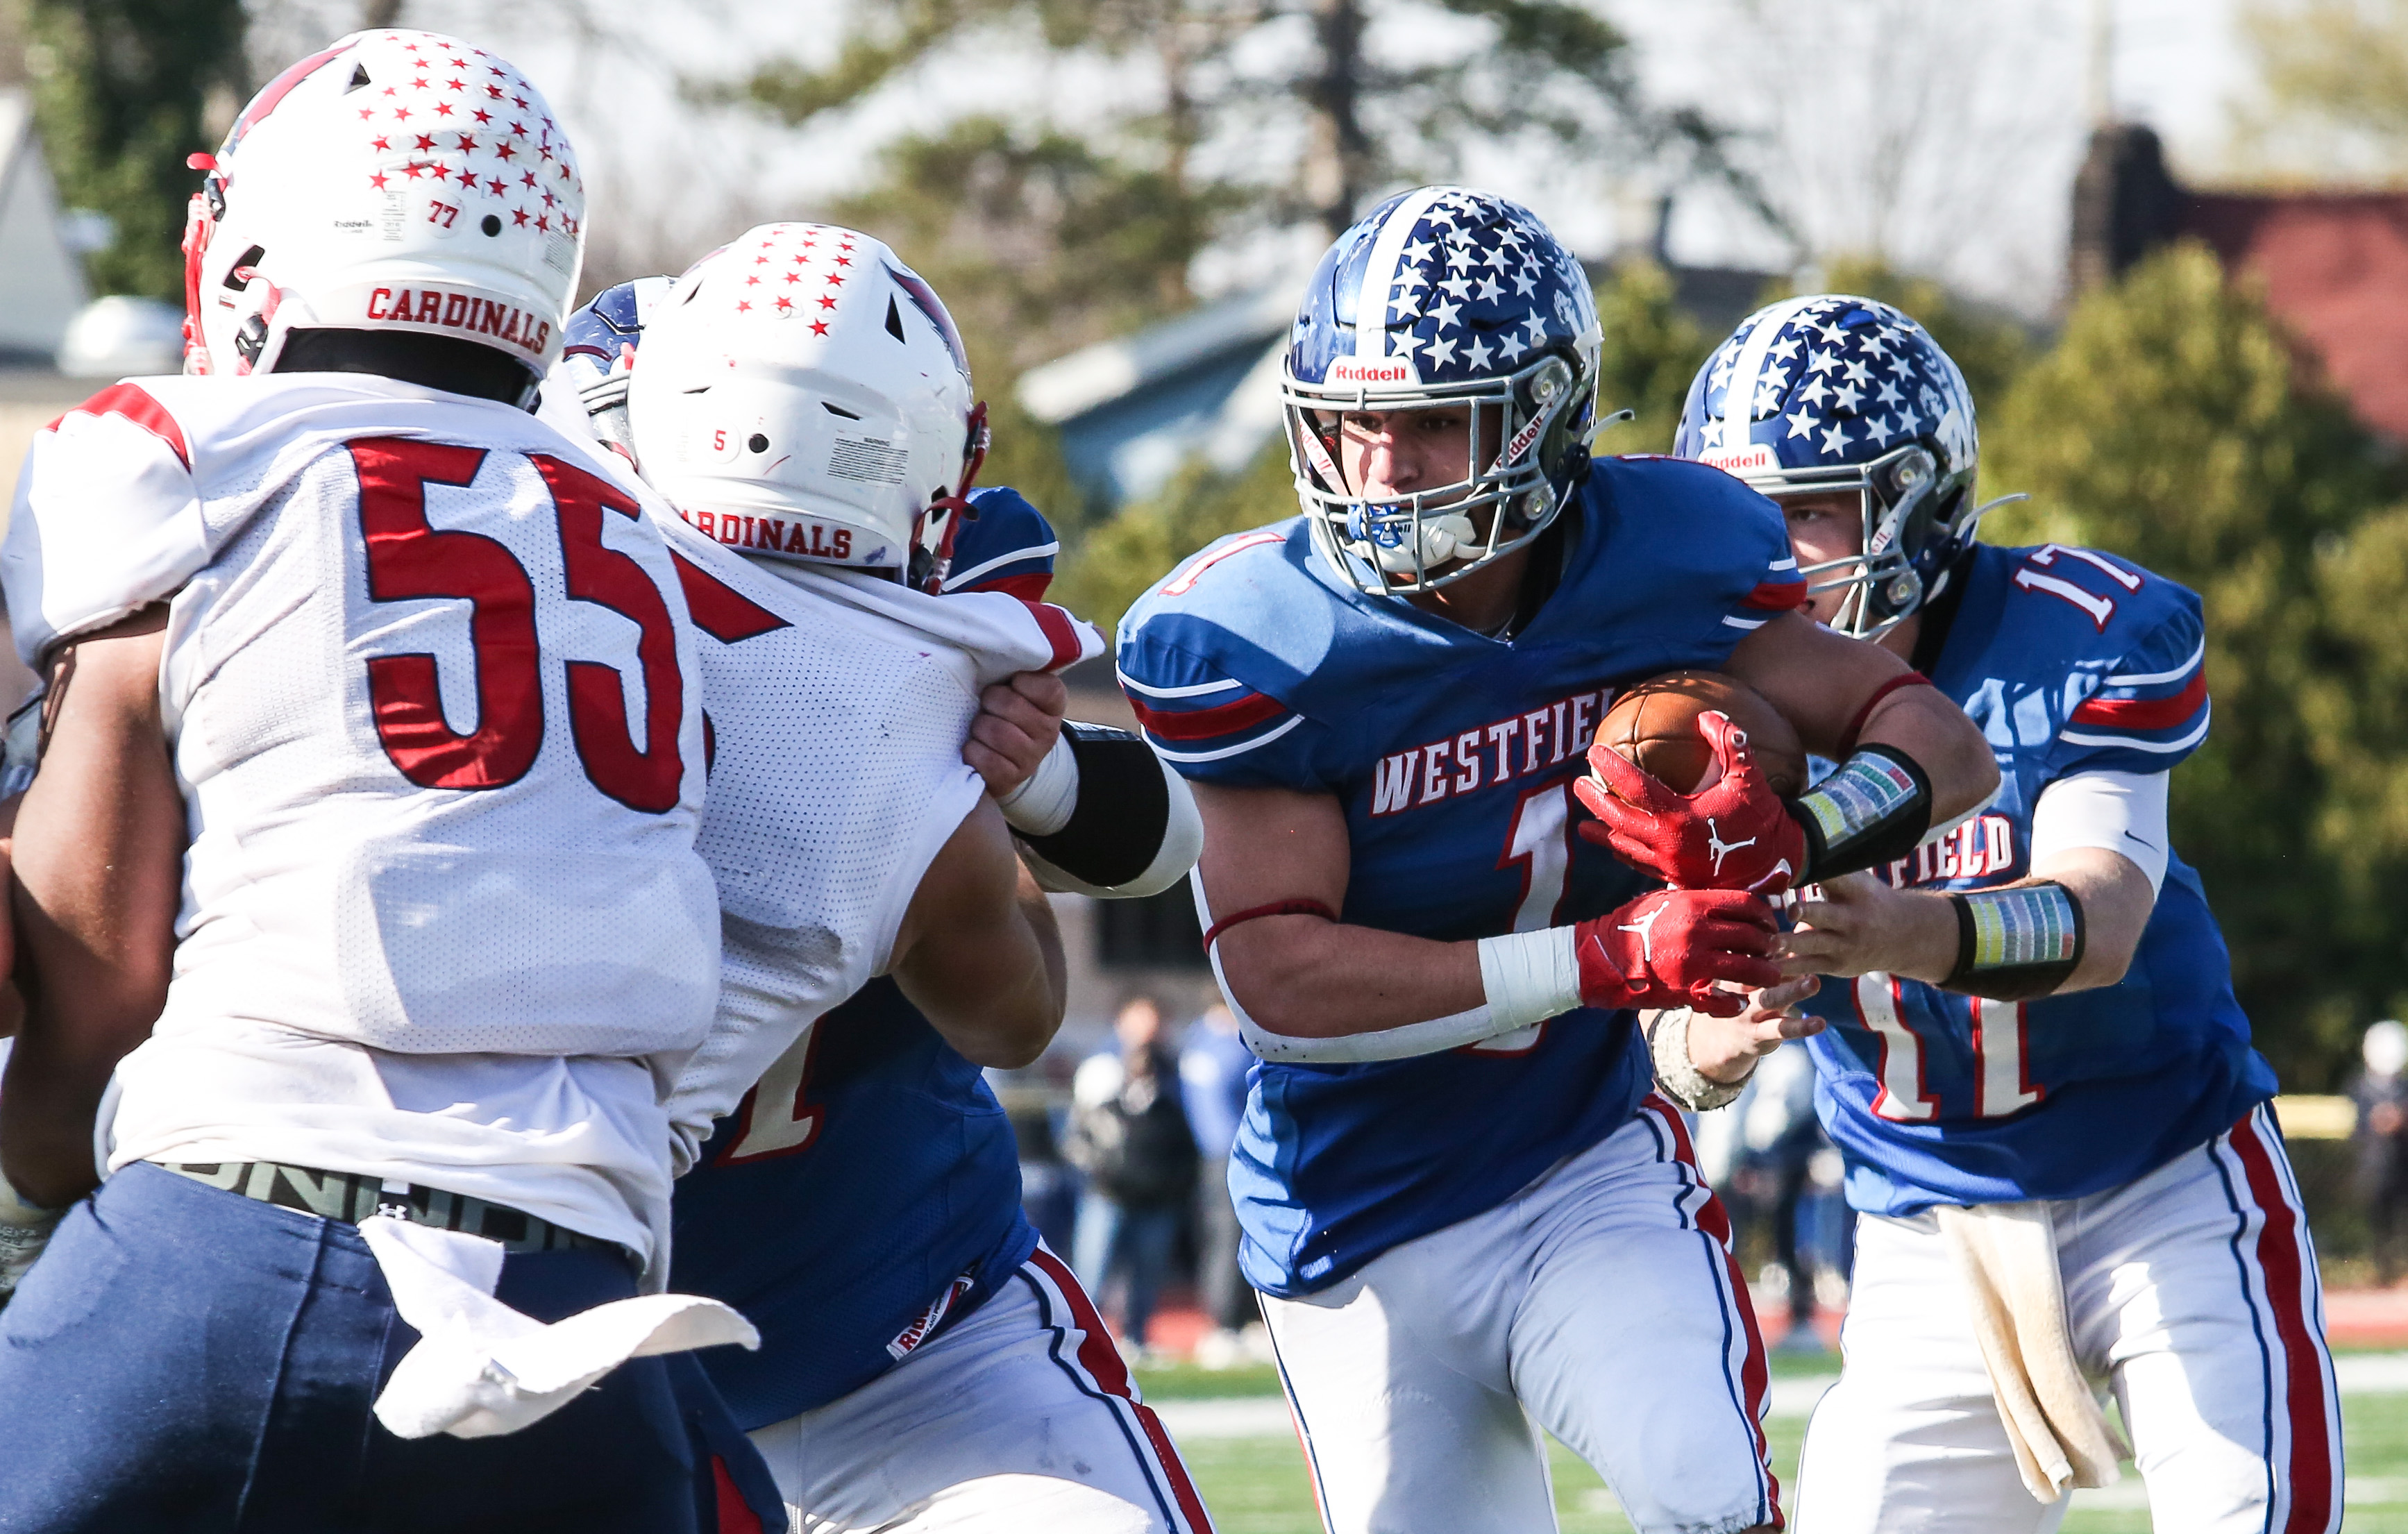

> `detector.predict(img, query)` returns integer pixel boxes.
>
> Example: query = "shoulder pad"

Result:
[4,380,209,668]
[1991,544,2209,770]
[941,486,1059,598]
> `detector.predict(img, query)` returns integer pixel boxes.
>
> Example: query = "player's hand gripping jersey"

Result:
[663,496,1086,1426]
[1799,541,2278,1216]
[1118,457,1805,1295]
[2,373,718,1257]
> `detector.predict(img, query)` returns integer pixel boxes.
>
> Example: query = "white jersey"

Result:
[3,373,721,1258]
[649,512,1101,1171]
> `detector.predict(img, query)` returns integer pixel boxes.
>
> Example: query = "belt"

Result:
[158,1160,613,1256]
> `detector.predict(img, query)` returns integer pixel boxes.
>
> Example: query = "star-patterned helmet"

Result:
[180,31,584,395]
[1283,186,1603,596]
[625,223,990,591]
[1674,294,2001,639]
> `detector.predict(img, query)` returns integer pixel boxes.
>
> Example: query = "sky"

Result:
[247,0,2264,321]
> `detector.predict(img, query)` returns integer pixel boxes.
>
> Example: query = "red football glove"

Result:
[1574,710,1807,894]
[1572,888,1783,1017]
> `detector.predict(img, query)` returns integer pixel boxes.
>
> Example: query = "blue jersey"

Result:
[1800,541,2278,1216]
[1116,457,1804,1296]
[669,489,1056,1428]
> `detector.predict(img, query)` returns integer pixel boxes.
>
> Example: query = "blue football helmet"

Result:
[1283,186,1603,596]
[1674,294,2017,638]
[557,275,674,462]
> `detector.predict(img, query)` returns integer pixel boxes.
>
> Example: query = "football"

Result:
[1592,671,1808,797]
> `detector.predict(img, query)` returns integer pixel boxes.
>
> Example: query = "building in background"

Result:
[0,90,89,371]
[2071,122,2408,441]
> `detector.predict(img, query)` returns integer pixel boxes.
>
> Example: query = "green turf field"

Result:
[1138,1360,2405,1533]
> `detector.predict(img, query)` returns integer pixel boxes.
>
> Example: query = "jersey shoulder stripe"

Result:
[1726,559,1810,630]
[671,551,791,642]
[52,382,191,468]
[943,486,1059,598]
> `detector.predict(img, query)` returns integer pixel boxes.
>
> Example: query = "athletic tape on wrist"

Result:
[997,733,1079,836]
[1647,1008,1748,1111]
[1476,927,1583,1030]
[1787,744,1933,880]
[1944,882,2085,1000]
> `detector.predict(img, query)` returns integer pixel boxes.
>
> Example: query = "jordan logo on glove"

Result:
[1576,710,1807,893]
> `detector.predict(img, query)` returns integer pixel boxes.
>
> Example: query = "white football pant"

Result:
[1261,1097,1781,1534]
[747,1245,1213,1533]
[1796,1105,2341,1534]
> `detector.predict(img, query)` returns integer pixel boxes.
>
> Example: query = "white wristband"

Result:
[997,733,1079,836]
[1476,927,1583,1030]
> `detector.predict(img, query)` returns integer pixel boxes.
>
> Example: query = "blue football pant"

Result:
[0,1160,708,1533]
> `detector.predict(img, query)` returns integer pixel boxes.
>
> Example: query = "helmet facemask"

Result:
[1286,349,1594,596]
[1761,441,2020,639]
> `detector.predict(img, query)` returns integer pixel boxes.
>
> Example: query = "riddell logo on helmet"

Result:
[1325,356,1421,387]
[1700,444,1776,475]
[365,286,551,359]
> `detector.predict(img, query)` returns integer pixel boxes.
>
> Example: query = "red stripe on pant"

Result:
[2230,1110,2341,1534]
[1642,1093,1783,1531]
[1027,1246,1218,1533]
[711,1458,766,1534]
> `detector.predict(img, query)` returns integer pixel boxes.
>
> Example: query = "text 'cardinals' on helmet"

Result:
[1283,185,1603,596]
[1674,294,2019,638]
[180,29,584,398]
[624,223,990,591]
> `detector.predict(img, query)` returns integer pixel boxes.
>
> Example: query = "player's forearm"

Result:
[1855,686,2001,825]
[2027,848,2153,992]
[898,868,1066,1070]
[6,621,184,1204]
[1213,918,1485,1038]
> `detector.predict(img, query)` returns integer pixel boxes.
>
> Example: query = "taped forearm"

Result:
[1944,883,2086,1000]
[1009,723,1202,898]
[1788,745,1935,880]
[1221,926,1581,1063]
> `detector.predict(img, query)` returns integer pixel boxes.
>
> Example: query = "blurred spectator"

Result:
[1065,996,1198,1358]
[1180,1002,1258,1367]
[2354,1019,2408,1283]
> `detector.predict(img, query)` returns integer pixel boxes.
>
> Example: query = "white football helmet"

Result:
[625,222,988,588]
[181,29,584,392]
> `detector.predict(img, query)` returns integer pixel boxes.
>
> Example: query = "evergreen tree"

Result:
[26,0,247,301]
[1982,243,2405,1086]
[1588,258,1711,455]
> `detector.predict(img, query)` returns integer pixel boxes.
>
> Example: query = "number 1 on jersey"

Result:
[1473,779,1576,1054]
[1858,973,2041,1120]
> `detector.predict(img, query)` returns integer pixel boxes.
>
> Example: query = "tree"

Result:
[726,0,1681,239]
[25,0,248,301]
[829,116,1237,378]
[2232,0,2408,180]
[1587,258,1711,455]
[1981,243,2406,1086]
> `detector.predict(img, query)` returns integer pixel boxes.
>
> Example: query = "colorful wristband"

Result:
[1785,745,1934,880]
[1944,882,2086,1000]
